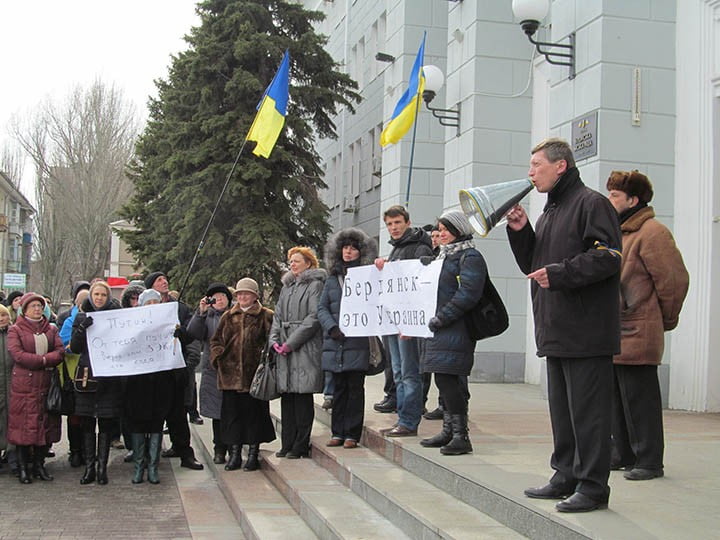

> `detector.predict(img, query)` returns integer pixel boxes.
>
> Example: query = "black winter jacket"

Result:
[423,247,487,376]
[507,168,622,358]
[388,227,433,261]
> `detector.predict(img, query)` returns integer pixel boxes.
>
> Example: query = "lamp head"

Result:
[512,0,548,36]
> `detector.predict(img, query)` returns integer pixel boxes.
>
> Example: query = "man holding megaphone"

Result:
[505,138,622,513]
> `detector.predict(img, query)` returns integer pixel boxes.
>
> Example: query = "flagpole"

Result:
[177,139,249,300]
[404,91,423,208]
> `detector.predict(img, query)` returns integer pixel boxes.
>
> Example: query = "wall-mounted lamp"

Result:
[422,65,460,137]
[511,0,575,80]
[375,52,395,63]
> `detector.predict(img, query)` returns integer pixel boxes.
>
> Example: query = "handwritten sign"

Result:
[339,260,443,338]
[86,302,185,376]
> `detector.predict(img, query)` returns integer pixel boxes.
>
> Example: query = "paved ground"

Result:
[0,437,192,539]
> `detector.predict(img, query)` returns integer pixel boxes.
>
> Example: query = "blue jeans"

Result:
[386,335,422,430]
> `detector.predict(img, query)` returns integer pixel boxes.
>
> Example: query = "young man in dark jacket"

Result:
[506,138,622,513]
[374,206,434,436]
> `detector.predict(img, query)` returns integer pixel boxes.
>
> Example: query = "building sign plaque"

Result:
[572,111,598,161]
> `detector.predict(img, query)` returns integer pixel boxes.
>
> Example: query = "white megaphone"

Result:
[459,178,535,237]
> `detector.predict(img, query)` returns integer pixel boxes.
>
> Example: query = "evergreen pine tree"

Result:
[121,0,359,302]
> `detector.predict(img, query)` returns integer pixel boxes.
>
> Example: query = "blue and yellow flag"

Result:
[246,50,290,158]
[380,35,426,147]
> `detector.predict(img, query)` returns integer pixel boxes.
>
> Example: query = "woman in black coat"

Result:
[70,281,123,485]
[317,228,378,448]
[422,211,487,456]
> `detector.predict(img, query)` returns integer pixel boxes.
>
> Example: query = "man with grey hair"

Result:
[505,138,622,513]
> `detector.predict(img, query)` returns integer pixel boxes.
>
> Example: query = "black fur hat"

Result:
[324,228,378,276]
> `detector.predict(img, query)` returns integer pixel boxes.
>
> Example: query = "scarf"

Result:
[437,238,475,259]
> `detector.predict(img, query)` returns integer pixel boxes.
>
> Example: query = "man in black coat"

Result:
[506,138,621,513]
[374,205,434,436]
[145,271,204,470]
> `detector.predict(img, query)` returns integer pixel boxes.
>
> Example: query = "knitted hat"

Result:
[138,289,162,306]
[20,292,46,312]
[6,290,23,306]
[606,170,654,203]
[206,282,232,304]
[144,271,166,290]
[70,281,91,301]
[438,210,474,238]
[234,278,259,297]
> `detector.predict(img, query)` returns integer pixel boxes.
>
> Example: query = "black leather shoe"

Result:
[524,483,574,500]
[161,447,180,458]
[423,407,444,420]
[180,457,204,470]
[213,450,226,464]
[373,399,397,413]
[623,468,664,481]
[285,451,309,459]
[556,492,608,513]
[275,449,290,458]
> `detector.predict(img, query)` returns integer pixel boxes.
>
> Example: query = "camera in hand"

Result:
[205,296,216,305]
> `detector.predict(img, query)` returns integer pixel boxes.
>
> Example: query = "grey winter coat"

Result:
[187,307,226,419]
[269,268,326,394]
[318,228,378,374]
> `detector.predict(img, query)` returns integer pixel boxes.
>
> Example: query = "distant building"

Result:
[0,171,35,295]
[109,219,139,279]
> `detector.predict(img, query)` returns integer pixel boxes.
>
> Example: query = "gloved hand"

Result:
[273,342,292,356]
[419,256,434,266]
[173,325,182,338]
[428,316,443,333]
[79,316,94,329]
[329,326,345,342]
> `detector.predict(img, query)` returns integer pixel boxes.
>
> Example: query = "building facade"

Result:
[0,171,35,295]
[302,0,719,412]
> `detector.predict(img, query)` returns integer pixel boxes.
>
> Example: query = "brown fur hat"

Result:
[606,170,654,203]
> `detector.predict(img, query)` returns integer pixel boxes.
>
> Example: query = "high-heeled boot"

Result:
[17,446,32,484]
[440,414,473,456]
[225,445,242,471]
[243,444,260,471]
[96,432,111,485]
[32,445,53,481]
[131,434,146,484]
[80,431,97,485]
[147,433,162,484]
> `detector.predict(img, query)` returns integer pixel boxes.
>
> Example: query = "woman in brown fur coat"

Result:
[210,278,275,471]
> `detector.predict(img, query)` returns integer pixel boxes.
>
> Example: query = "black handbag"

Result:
[249,347,280,401]
[366,336,387,376]
[46,368,63,414]
[73,363,99,393]
[459,253,509,341]
[47,361,76,415]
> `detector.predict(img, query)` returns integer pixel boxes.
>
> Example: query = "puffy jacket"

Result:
[269,268,326,394]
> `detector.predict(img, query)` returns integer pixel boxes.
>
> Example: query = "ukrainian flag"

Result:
[246,50,290,158]
[380,35,426,147]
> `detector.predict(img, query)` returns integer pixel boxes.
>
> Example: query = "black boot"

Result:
[96,432,111,485]
[213,446,226,465]
[80,431,97,485]
[243,445,260,471]
[68,422,84,467]
[147,433,162,484]
[225,445,242,471]
[420,412,452,447]
[440,414,473,456]
[32,445,53,481]
[17,446,32,484]
[131,434,146,484]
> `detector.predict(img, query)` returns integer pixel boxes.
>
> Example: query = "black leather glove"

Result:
[428,316,443,333]
[79,316,94,329]
[329,326,345,342]
[419,256,434,266]
[173,326,182,339]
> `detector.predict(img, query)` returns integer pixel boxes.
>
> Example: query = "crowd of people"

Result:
[0,137,688,515]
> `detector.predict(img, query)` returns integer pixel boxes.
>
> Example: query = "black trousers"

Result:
[280,393,314,454]
[382,365,396,401]
[165,369,193,459]
[433,373,471,415]
[612,364,664,470]
[212,419,227,453]
[331,371,365,442]
[546,356,612,501]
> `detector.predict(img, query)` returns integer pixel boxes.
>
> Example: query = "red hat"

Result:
[20,292,46,312]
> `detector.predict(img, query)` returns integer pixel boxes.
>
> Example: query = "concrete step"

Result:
[190,421,318,540]
[306,398,590,540]
[262,439,411,540]
[306,419,525,540]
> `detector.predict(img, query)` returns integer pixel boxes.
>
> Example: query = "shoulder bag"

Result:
[250,347,280,401]
[459,252,509,341]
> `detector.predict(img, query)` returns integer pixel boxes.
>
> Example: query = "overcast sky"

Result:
[1,0,200,195]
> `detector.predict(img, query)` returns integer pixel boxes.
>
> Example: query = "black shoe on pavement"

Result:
[423,407,444,420]
[623,468,664,481]
[161,447,180,458]
[373,399,397,413]
[180,457,204,470]
[555,492,608,513]
[123,450,135,463]
[524,483,575,500]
